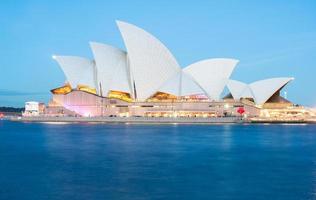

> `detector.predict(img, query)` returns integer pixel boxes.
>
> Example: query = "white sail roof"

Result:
[249,77,294,105]
[52,21,295,106]
[227,77,294,104]
[181,72,206,96]
[90,42,131,96]
[53,55,96,89]
[116,20,181,100]
[158,72,181,96]
[184,58,239,100]
[159,71,205,96]
[240,86,253,99]
[227,80,252,100]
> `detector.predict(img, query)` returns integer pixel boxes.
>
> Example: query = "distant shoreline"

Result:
[0,107,24,113]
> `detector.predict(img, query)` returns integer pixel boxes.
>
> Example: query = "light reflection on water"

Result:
[40,122,73,125]
[1,121,316,200]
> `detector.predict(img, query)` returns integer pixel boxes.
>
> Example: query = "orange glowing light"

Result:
[77,85,97,95]
[50,84,72,95]
[108,90,133,102]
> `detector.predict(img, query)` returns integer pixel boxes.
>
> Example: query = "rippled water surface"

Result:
[1,120,316,200]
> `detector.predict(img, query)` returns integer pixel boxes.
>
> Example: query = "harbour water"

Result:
[1,120,316,199]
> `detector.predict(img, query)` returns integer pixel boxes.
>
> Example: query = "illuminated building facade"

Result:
[44,20,306,119]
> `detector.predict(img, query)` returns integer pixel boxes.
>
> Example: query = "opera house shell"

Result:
[47,21,294,117]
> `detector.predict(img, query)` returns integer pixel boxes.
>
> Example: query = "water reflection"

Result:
[1,122,316,199]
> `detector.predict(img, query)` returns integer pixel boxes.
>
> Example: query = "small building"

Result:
[23,102,45,116]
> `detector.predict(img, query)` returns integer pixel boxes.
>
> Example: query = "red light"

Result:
[237,107,245,115]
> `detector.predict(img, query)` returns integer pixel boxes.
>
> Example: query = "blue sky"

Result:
[1,0,316,107]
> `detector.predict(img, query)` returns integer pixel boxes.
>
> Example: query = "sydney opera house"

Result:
[33,20,313,121]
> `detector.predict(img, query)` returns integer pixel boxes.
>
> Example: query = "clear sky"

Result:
[1,0,316,107]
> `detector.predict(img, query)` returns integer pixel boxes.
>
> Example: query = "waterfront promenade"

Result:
[9,116,316,124]
[11,116,243,124]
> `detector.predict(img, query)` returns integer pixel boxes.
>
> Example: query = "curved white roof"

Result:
[249,77,294,105]
[159,71,205,96]
[240,86,253,99]
[52,21,295,105]
[184,58,239,100]
[180,72,205,96]
[90,42,131,96]
[117,20,180,100]
[158,72,181,96]
[227,79,254,100]
[227,80,248,100]
[53,56,96,89]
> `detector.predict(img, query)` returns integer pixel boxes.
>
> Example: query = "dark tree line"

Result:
[0,107,24,113]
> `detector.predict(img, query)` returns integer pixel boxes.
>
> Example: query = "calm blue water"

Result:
[1,120,316,200]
